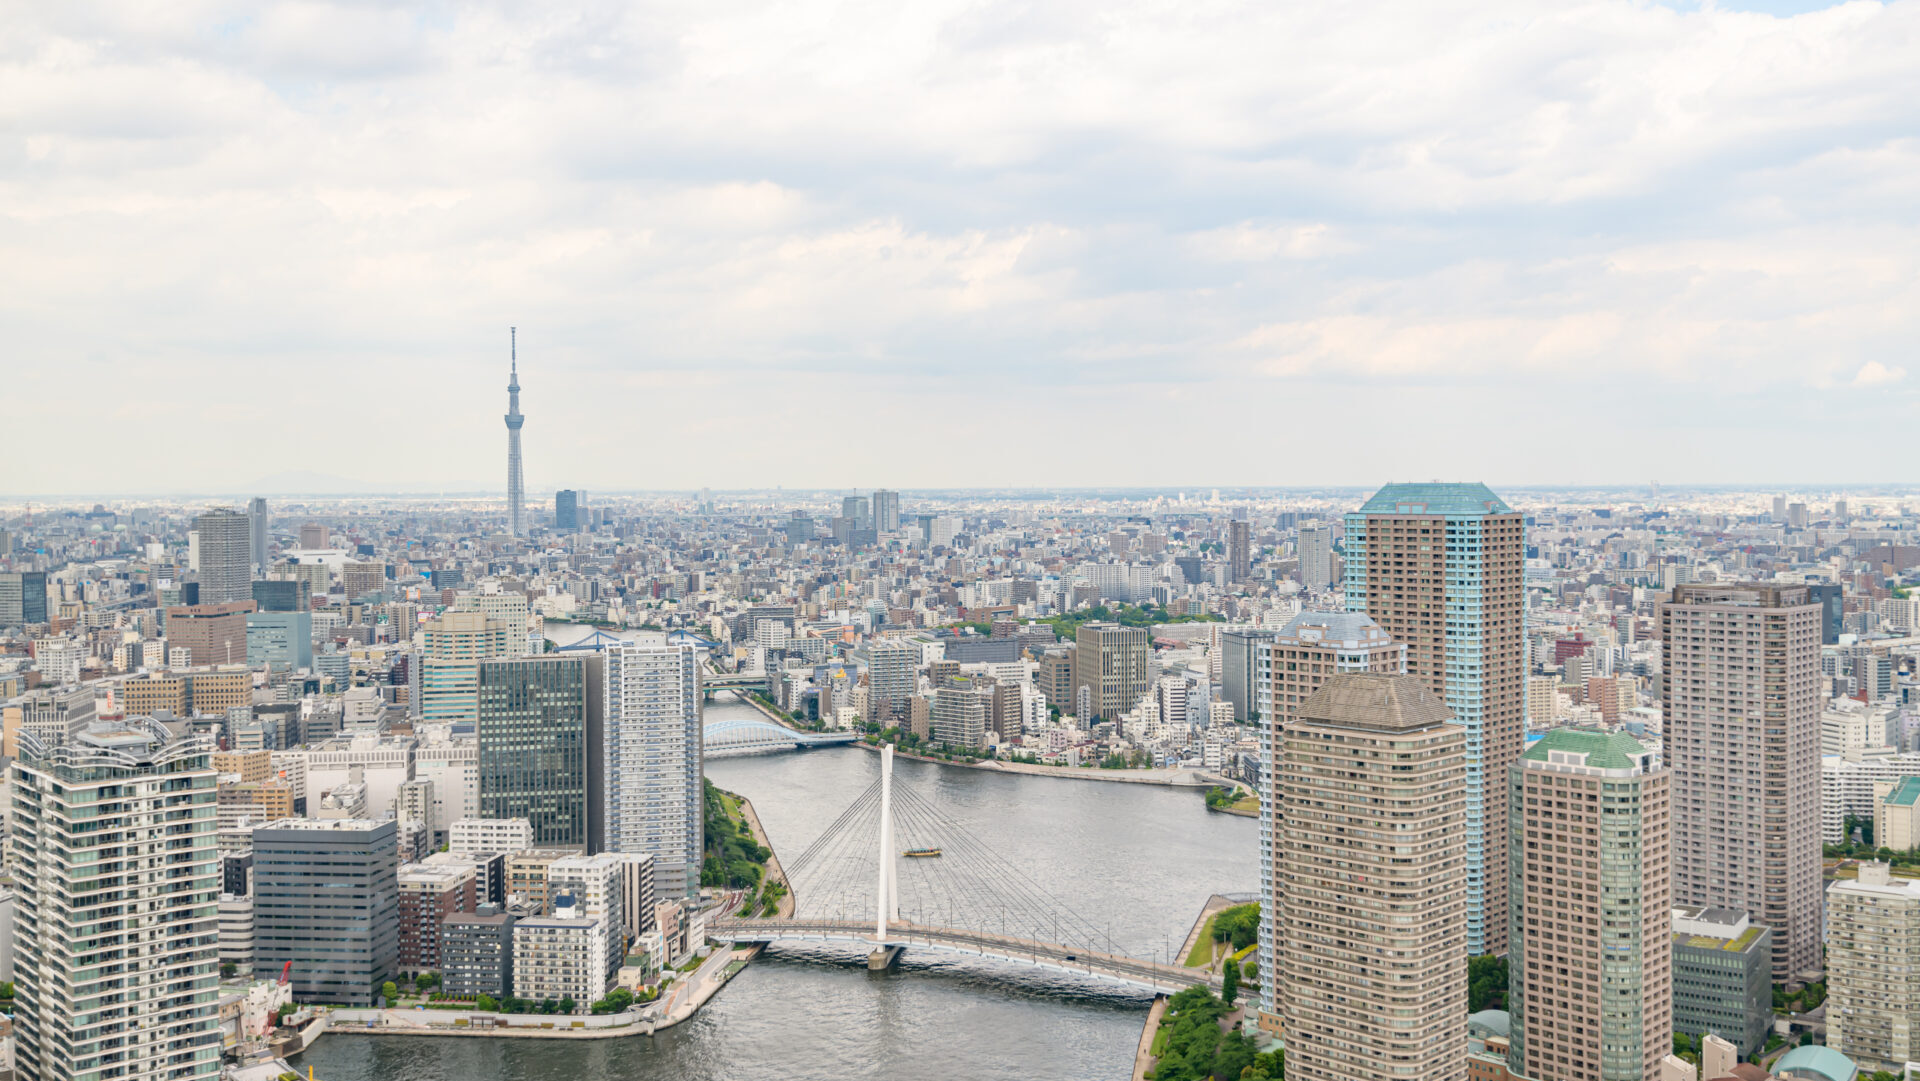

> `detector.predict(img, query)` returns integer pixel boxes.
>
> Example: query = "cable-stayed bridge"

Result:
[708,746,1221,994]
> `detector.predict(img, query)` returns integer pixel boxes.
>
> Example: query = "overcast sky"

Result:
[4,0,1917,495]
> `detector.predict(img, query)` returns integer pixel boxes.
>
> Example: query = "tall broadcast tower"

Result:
[505,327,525,537]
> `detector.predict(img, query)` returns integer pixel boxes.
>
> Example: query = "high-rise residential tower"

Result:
[1229,519,1251,582]
[555,489,580,533]
[1255,611,1403,1034]
[10,719,221,1081]
[603,639,702,897]
[505,328,524,538]
[1507,729,1672,1081]
[841,495,871,531]
[1827,862,1920,1074]
[1344,481,1525,955]
[195,506,254,605]
[1661,582,1822,980]
[1277,674,1467,1081]
[1071,622,1148,721]
[867,638,919,718]
[1297,521,1332,590]
[477,654,604,851]
[248,496,270,572]
[871,489,901,532]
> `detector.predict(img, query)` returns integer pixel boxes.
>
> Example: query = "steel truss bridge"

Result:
[707,746,1221,994]
[700,671,774,699]
[703,717,857,758]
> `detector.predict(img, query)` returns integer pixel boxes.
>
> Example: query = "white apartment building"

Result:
[603,639,702,899]
[416,739,479,845]
[300,735,416,816]
[548,852,628,978]
[512,911,608,1006]
[450,817,536,855]
[1828,863,1920,1074]
[1822,700,1897,761]
[10,720,221,1081]
[219,893,256,972]
[1823,753,1920,843]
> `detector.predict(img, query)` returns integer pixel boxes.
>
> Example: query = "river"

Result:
[292,697,1257,1080]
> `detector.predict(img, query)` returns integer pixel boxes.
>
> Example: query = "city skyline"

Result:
[8,1,1920,493]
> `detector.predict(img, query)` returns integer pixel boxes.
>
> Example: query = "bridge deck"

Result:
[707,917,1218,993]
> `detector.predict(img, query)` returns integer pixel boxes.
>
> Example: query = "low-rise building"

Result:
[512,907,608,1006]
[1671,905,1772,1057]
[449,817,535,856]
[442,903,516,999]
[219,894,256,973]
[1876,776,1920,852]
[398,863,477,975]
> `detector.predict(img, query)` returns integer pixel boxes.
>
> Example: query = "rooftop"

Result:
[1884,775,1920,807]
[1297,673,1456,733]
[1772,1044,1859,1081]
[1355,482,1512,517]
[1276,611,1390,647]
[1520,728,1656,773]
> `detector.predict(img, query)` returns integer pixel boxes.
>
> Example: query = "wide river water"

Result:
[293,697,1257,1081]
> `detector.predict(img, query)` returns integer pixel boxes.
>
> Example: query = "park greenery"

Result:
[1469,954,1508,1012]
[1825,814,1920,869]
[1774,980,1826,1015]
[1211,904,1258,953]
[1146,986,1283,1081]
[1044,603,1224,641]
[700,779,770,891]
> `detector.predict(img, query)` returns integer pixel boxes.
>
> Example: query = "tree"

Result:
[1221,957,1240,1004]
[559,996,577,1015]
[381,981,398,1006]
[476,994,499,1013]
[1469,954,1508,1012]
[415,973,436,992]
[221,963,237,978]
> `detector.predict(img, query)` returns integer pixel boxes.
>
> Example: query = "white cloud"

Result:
[1,0,1918,492]
[1853,360,1907,386]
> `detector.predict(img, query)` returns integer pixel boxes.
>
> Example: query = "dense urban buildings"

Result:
[1344,482,1526,955]
[1662,582,1824,980]
[1506,728,1672,1081]
[1276,674,1467,1081]
[3,478,1919,1077]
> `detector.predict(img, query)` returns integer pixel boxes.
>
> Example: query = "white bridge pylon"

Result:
[875,743,899,942]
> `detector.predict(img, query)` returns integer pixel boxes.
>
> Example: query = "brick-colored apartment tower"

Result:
[1508,729,1672,1081]
[1278,674,1467,1081]
[1661,582,1822,980]
[1345,482,1526,955]
[1254,611,1404,1035]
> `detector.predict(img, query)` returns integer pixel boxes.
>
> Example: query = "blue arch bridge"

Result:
[702,717,857,758]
